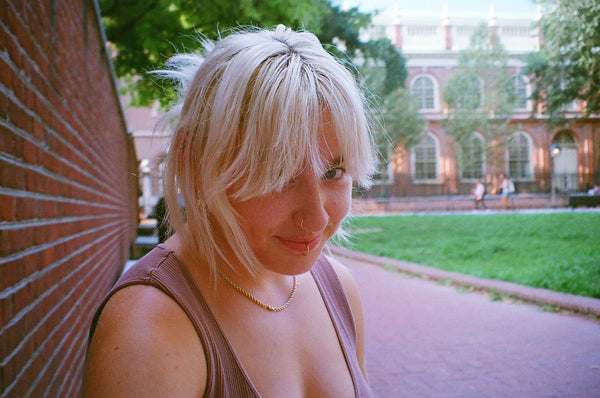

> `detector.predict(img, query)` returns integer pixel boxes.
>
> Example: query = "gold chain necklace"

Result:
[216,268,298,312]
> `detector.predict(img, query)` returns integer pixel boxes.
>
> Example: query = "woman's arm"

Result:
[82,285,207,397]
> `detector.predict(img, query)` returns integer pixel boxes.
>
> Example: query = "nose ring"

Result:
[303,242,309,256]
[300,217,304,230]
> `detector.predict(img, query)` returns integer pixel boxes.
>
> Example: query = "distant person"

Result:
[588,184,600,196]
[83,25,375,397]
[500,174,515,209]
[473,181,486,209]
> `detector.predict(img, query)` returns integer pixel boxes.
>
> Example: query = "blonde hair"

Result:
[155,25,377,275]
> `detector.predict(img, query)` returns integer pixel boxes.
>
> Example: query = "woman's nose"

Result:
[292,178,329,233]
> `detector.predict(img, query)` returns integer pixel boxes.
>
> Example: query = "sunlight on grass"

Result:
[340,213,600,298]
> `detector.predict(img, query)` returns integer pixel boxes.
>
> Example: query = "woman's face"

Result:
[229,120,352,276]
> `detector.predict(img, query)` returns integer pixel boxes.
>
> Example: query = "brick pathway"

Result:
[340,256,600,398]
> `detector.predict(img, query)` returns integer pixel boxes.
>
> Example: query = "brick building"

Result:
[363,5,600,198]
[0,1,138,396]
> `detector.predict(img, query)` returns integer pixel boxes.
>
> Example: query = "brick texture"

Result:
[0,1,138,396]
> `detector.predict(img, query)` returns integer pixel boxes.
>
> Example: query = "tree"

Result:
[525,0,600,120]
[377,87,425,180]
[356,37,423,188]
[100,0,331,105]
[318,5,371,57]
[363,67,423,150]
[442,24,518,177]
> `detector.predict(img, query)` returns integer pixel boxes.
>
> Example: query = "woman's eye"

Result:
[323,167,346,180]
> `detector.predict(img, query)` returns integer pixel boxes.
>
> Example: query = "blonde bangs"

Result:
[225,54,324,200]
[216,49,377,202]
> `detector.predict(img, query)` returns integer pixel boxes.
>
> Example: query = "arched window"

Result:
[554,131,575,145]
[461,133,485,180]
[412,132,439,181]
[507,132,532,181]
[410,75,437,111]
[513,75,529,110]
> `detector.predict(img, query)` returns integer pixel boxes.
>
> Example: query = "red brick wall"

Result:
[0,1,138,396]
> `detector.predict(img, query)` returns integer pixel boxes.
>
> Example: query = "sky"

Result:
[332,0,539,14]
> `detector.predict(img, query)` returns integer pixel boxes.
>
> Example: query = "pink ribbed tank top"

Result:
[89,244,373,397]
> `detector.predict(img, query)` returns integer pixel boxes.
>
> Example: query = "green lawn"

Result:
[339,212,600,298]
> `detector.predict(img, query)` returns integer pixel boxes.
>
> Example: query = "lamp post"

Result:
[549,143,562,207]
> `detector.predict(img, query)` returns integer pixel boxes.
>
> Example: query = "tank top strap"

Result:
[310,255,374,398]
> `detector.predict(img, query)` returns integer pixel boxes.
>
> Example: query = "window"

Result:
[561,100,579,112]
[507,132,532,180]
[410,75,436,111]
[412,133,439,181]
[513,75,528,110]
[461,133,485,180]
[557,81,579,112]
[554,131,575,145]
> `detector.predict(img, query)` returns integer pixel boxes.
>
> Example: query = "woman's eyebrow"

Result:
[326,156,344,167]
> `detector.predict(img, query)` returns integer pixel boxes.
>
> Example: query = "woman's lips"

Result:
[278,234,322,254]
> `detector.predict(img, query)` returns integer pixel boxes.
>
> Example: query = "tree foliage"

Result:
[442,24,518,172]
[357,31,421,152]
[525,0,600,120]
[361,66,423,150]
[379,88,424,149]
[318,5,371,57]
[100,0,330,105]
[360,38,407,97]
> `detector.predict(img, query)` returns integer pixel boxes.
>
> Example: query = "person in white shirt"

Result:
[473,181,486,209]
[500,174,515,209]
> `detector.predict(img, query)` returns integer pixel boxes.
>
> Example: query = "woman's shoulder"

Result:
[82,285,206,397]
[322,255,363,313]
[324,254,355,284]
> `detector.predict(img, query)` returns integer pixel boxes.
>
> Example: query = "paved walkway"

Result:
[335,251,600,397]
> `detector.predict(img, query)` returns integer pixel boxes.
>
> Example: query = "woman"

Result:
[83,25,377,397]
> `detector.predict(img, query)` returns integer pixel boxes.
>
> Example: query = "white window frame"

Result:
[411,132,440,183]
[410,74,439,112]
[513,74,531,112]
[506,131,534,181]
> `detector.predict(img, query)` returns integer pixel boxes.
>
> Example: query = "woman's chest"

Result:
[215,286,356,397]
